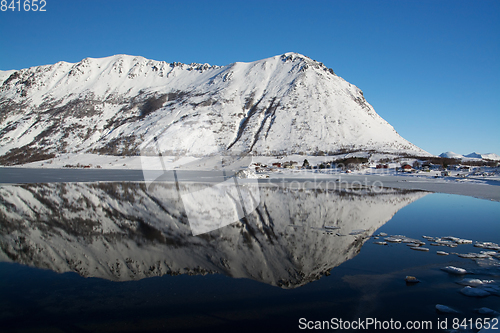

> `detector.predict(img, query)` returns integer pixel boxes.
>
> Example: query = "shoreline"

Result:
[1,167,499,202]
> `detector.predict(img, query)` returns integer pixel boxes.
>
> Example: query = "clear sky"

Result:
[0,0,498,156]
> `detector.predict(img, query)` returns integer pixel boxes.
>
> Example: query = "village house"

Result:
[282,161,298,169]
[376,164,389,169]
[401,164,413,172]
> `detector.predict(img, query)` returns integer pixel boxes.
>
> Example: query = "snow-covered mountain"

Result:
[464,152,500,161]
[464,152,483,159]
[439,151,500,161]
[0,182,427,287]
[439,151,465,159]
[0,53,429,165]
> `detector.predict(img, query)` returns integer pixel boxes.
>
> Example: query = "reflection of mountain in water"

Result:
[0,183,427,288]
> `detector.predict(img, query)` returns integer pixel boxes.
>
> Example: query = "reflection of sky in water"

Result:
[350,193,500,273]
[0,188,499,332]
[380,193,500,242]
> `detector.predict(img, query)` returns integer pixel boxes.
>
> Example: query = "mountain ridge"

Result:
[0,53,430,165]
[439,151,500,161]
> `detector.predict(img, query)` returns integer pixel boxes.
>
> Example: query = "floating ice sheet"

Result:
[441,266,468,275]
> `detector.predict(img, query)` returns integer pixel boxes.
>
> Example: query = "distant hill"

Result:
[464,152,500,161]
[439,151,500,161]
[439,151,465,159]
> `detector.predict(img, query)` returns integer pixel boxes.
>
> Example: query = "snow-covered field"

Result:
[11,152,500,181]
[14,153,200,170]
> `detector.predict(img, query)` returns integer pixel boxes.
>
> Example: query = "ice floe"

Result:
[481,285,500,295]
[434,240,459,247]
[422,235,474,246]
[441,266,468,275]
[458,253,492,259]
[474,242,500,250]
[481,251,500,256]
[460,286,491,297]
[384,236,403,243]
[375,233,500,267]
[410,246,430,252]
[383,235,425,245]
[435,304,460,314]
[371,230,499,321]
[476,307,500,316]
[456,278,499,297]
[442,236,460,242]
[456,278,495,287]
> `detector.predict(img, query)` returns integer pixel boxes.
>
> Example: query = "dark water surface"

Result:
[0,181,498,332]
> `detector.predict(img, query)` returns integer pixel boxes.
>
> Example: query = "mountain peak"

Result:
[464,152,500,161]
[280,52,309,61]
[278,52,336,75]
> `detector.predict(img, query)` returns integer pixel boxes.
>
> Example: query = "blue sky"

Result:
[1,0,498,156]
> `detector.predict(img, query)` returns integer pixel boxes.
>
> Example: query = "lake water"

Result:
[0,181,498,332]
